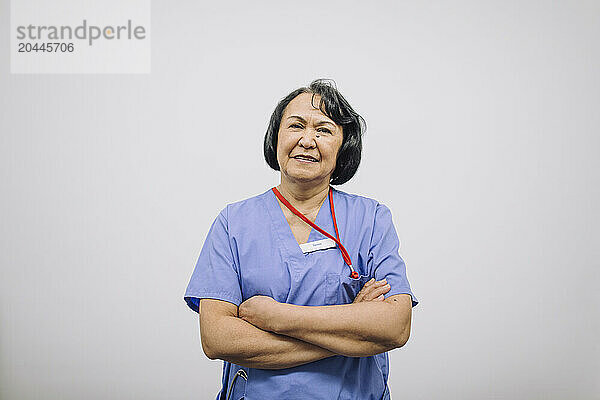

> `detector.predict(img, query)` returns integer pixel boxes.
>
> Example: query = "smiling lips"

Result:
[292,154,319,162]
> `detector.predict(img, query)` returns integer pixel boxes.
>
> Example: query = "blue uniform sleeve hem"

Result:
[387,288,419,308]
[184,291,242,313]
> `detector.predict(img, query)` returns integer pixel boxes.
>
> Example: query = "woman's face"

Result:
[276,92,344,185]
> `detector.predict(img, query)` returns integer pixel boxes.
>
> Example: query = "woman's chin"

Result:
[285,173,326,185]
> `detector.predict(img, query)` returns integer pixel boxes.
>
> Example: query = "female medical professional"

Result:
[184,79,419,400]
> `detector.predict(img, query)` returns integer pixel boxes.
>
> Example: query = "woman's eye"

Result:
[290,123,303,129]
[318,128,332,134]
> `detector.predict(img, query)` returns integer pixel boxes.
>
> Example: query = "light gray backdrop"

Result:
[1,1,598,399]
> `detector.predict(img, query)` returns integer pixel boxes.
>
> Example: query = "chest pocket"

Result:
[325,272,373,304]
[239,256,292,303]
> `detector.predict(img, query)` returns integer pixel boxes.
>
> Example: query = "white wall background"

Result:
[1,1,599,399]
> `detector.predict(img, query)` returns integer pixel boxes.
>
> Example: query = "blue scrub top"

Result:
[184,187,419,400]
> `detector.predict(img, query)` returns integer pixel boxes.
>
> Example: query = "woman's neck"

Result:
[276,178,330,214]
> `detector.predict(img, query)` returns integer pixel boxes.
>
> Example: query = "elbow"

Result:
[201,329,236,361]
[391,306,412,348]
[200,328,228,360]
[382,295,413,350]
[385,332,408,350]
[199,317,227,360]
[388,323,411,349]
[201,337,220,360]
[393,330,410,348]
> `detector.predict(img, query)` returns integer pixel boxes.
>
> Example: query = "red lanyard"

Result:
[272,186,358,279]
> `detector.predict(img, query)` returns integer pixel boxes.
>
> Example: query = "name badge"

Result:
[299,238,337,254]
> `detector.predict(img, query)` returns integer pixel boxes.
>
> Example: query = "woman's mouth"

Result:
[292,155,319,163]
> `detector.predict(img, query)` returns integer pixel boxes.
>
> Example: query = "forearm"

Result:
[202,314,337,369]
[272,301,406,357]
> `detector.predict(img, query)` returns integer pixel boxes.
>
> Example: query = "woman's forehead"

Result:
[283,93,335,124]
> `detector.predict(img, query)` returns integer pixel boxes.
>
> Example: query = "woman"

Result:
[184,79,419,400]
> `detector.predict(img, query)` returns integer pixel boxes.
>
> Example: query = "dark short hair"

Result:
[263,79,366,185]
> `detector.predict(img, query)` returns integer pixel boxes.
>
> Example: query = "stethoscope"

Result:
[272,186,359,279]
[225,368,248,400]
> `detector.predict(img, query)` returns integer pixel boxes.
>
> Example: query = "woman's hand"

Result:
[239,295,283,332]
[353,278,391,303]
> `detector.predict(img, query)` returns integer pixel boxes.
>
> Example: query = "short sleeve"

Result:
[369,203,419,308]
[183,207,243,313]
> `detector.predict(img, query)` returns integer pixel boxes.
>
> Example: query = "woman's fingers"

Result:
[353,278,374,303]
[363,281,391,301]
[353,279,391,303]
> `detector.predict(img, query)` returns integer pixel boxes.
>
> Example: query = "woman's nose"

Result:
[298,128,319,147]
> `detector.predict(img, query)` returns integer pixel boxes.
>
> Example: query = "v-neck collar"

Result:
[263,187,334,261]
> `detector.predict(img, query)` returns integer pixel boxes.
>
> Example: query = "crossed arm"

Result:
[199,279,413,369]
